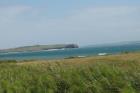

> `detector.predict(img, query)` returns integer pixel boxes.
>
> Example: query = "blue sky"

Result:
[0,0,140,48]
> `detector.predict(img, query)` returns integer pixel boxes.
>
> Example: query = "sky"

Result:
[0,0,140,49]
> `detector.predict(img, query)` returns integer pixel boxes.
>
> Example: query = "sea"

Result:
[0,42,140,60]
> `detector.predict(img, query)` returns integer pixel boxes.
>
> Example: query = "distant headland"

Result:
[0,44,79,53]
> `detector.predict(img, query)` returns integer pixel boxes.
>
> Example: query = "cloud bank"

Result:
[0,5,140,48]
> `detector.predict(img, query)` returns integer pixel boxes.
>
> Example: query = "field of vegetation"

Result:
[0,52,140,93]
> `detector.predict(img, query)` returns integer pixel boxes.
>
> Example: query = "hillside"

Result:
[0,52,140,92]
[0,44,79,53]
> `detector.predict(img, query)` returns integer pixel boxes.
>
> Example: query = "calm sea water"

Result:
[0,43,140,60]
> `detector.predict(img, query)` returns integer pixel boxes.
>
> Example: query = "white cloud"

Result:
[46,6,139,30]
[42,6,140,45]
[0,6,140,48]
[0,5,32,23]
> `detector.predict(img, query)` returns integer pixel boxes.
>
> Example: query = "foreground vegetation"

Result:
[0,53,140,93]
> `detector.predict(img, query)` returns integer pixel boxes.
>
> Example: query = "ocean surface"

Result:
[0,43,140,60]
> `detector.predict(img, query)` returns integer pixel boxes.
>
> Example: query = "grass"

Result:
[0,53,140,93]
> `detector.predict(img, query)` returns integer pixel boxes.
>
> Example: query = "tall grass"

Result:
[0,53,140,93]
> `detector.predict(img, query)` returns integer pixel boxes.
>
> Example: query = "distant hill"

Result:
[0,44,79,53]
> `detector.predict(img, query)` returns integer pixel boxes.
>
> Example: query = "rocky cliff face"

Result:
[65,44,79,48]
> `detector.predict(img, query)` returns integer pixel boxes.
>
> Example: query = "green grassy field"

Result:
[0,53,140,93]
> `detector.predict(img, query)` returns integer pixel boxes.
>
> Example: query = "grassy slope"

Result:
[0,53,140,93]
[0,44,78,52]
